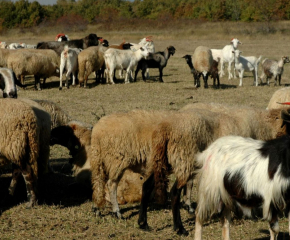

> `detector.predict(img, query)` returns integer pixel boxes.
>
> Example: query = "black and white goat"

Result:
[195,134,290,240]
[183,55,220,88]
[134,46,176,82]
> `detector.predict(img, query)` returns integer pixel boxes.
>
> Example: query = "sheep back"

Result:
[192,46,213,73]
[267,87,290,110]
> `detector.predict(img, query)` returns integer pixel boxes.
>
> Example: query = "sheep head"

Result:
[282,56,290,64]
[168,46,176,56]
[231,38,242,48]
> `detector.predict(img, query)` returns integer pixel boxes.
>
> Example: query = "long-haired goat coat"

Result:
[195,135,290,240]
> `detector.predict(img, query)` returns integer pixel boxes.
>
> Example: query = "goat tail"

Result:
[91,145,107,209]
[152,123,170,206]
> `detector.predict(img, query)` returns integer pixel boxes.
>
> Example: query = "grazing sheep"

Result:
[59,46,82,90]
[267,87,290,110]
[78,45,108,87]
[232,49,262,86]
[0,67,25,98]
[260,56,290,86]
[7,51,59,90]
[0,98,51,208]
[192,46,213,88]
[183,55,220,88]
[194,134,290,240]
[219,38,242,79]
[134,46,176,82]
[37,33,101,55]
[50,121,147,206]
[89,110,175,219]
[138,102,290,235]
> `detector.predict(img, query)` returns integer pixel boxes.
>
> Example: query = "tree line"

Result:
[0,0,290,29]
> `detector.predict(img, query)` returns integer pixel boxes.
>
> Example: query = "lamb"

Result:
[50,120,147,206]
[78,45,108,87]
[59,46,82,90]
[0,98,51,208]
[260,56,290,86]
[138,102,290,235]
[194,134,290,240]
[192,46,213,88]
[183,55,220,88]
[0,67,26,98]
[7,51,59,90]
[36,33,101,55]
[134,46,176,82]
[104,46,150,84]
[219,38,242,79]
[232,49,262,86]
[267,87,290,110]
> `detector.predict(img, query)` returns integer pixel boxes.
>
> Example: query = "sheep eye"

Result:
[140,177,143,180]
[140,48,144,51]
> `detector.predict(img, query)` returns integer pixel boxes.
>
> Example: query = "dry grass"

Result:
[1,22,290,239]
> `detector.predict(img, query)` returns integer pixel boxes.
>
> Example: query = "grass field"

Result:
[1,21,290,239]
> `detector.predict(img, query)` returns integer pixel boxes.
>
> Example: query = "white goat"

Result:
[8,43,25,49]
[219,38,242,80]
[232,49,262,86]
[59,45,82,90]
[260,56,290,86]
[104,46,150,84]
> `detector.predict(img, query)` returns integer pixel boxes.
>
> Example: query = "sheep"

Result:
[7,43,25,49]
[267,87,290,110]
[55,33,70,42]
[59,46,82,90]
[194,134,290,240]
[89,109,176,219]
[0,67,26,98]
[0,42,7,49]
[104,46,150,84]
[192,46,213,88]
[0,48,10,67]
[138,102,290,235]
[0,98,51,208]
[134,46,176,82]
[37,33,101,55]
[183,55,220,88]
[50,120,147,206]
[78,45,108,87]
[219,38,242,79]
[260,56,290,86]
[7,51,59,90]
[232,49,262,86]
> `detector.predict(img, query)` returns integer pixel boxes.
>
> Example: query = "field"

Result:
[1,21,290,239]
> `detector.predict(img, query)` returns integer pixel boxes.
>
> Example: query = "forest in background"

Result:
[0,0,290,32]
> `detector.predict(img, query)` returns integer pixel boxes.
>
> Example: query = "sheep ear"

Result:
[50,125,74,147]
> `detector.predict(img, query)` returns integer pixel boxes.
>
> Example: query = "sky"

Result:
[10,0,59,5]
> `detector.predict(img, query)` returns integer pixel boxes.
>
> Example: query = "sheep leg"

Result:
[22,164,37,208]
[278,75,282,86]
[8,164,22,196]
[65,70,72,89]
[34,76,42,90]
[158,68,164,82]
[194,212,203,240]
[134,65,141,82]
[182,179,194,214]
[238,70,244,87]
[138,173,155,231]
[171,180,188,236]
[107,180,122,219]
[219,59,225,77]
[221,207,231,240]
[202,73,208,88]
[146,68,150,79]
[252,70,258,86]
[268,207,279,240]
[227,62,233,80]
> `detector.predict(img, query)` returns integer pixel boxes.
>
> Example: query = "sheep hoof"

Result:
[92,207,101,217]
[176,227,189,236]
[111,211,123,219]
[26,200,37,209]
[59,87,62,90]
[139,221,150,231]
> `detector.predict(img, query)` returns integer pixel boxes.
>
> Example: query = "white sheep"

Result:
[260,56,290,86]
[60,45,82,90]
[192,46,213,88]
[104,46,150,84]
[0,98,51,208]
[267,87,290,110]
[194,134,290,240]
[232,49,262,86]
[219,38,242,79]
[7,51,59,90]
[78,45,107,87]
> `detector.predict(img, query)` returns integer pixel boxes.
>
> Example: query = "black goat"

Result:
[134,46,176,82]
[183,55,220,88]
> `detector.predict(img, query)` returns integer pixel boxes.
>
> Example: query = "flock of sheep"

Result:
[2,33,290,240]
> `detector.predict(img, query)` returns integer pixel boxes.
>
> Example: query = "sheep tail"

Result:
[91,146,107,208]
[152,123,170,205]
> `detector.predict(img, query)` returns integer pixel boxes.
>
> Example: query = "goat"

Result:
[260,56,290,86]
[195,133,290,240]
[219,38,242,80]
[232,49,262,86]
[134,46,175,82]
